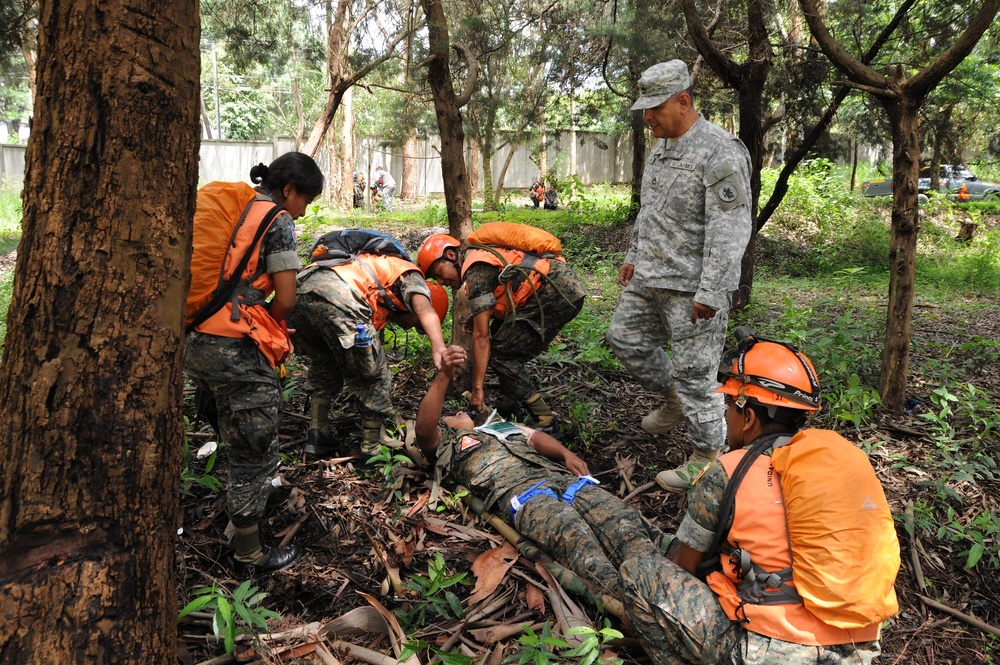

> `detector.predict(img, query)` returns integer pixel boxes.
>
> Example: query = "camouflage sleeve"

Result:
[696,140,752,310]
[463,263,500,316]
[263,213,302,274]
[675,462,729,553]
[396,269,432,311]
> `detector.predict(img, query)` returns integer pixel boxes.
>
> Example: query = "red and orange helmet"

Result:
[716,329,821,412]
[426,282,450,323]
[416,233,460,276]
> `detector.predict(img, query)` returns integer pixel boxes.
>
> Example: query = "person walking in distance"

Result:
[605,60,752,489]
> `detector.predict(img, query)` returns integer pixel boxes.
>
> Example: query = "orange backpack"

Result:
[702,429,900,629]
[468,221,562,256]
[186,182,283,331]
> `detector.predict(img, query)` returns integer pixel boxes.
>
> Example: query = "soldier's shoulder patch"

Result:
[462,281,470,299]
[712,174,747,212]
[460,435,480,451]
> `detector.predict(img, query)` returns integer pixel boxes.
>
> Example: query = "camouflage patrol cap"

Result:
[630,60,692,111]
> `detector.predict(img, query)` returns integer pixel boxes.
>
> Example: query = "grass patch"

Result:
[0,185,21,253]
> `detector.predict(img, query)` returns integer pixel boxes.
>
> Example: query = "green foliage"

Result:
[397,552,469,631]
[0,268,12,358]
[563,623,625,665]
[503,623,570,665]
[366,443,413,504]
[0,184,21,253]
[178,580,281,654]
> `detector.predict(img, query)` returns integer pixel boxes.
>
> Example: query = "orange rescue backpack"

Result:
[186,182,283,332]
[468,221,562,256]
[702,429,900,630]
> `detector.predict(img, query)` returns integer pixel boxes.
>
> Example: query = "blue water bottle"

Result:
[354,323,372,348]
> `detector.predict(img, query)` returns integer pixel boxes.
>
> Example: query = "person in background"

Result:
[529,179,546,208]
[185,152,324,575]
[371,165,397,212]
[605,59,752,490]
[353,170,366,208]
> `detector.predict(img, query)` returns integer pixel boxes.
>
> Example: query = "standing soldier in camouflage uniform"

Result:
[288,253,449,457]
[606,60,752,489]
[185,153,324,575]
[414,346,671,597]
[417,228,586,432]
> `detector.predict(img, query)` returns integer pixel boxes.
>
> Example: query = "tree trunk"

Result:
[401,132,418,201]
[878,100,921,409]
[337,85,355,211]
[421,0,472,238]
[0,2,200,662]
[469,138,480,200]
[628,110,645,223]
[538,115,547,179]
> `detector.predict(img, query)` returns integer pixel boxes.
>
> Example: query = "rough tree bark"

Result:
[0,1,200,662]
[419,0,479,390]
[799,0,1000,408]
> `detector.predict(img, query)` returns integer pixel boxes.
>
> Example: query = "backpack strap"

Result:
[695,433,792,580]
[186,201,285,334]
[355,255,404,314]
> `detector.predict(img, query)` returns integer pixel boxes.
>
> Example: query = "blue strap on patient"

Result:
[561,475,600,504]
[509,480,559,518]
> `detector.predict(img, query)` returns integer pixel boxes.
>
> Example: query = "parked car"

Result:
[862,164,1000,201]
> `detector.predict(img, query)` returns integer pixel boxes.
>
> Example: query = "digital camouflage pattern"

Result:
[182,188,300,529]
[621,441,883,664]
[435,423,668,595]
[289,269,430,422]
[620,552,882,664]
[185,334,282,529]
[464,260,586,401]
[607,115,751,452]
[606,287,729,451]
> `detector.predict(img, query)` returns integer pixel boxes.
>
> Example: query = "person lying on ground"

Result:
[413,345,672,599]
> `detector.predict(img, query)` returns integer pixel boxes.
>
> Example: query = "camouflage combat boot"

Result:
[361,418,384,457]
[305,397,338,456]
[655,448,720,491]
[523,393,559,434]
[641,386,684,434]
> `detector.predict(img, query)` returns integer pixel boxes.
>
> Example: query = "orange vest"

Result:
[706,448,882,646]
[326,255,414,331]
[462,247,564,319]
[191,198,291,368]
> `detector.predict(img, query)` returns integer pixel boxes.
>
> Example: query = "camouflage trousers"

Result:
[288,291,394,421]
[185,332,281,529]
[618,556,882,664]
[507,481,669,598]
[490,289,585,402]
[606,286,728,452]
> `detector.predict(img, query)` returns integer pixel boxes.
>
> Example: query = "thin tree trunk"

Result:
[539,115,547,178]
[629,110,645,223]
[469,138,480,200]
[879,101,921,409]
[337,85,355,211]
[402,132,418,201]
[0,1,200,661]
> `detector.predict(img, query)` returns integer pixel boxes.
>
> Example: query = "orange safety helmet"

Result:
[426,282,450,323]
[416,233,461,276]
[716,328,821,412]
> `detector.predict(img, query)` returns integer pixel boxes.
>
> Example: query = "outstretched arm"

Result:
[526,429,590,476]
[410,292,447,369]
[415,345,468,454]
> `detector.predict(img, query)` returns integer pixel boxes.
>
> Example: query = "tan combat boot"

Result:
[655,448,721,492]
[523,393,558,433]
[361,418,384,457]
[641,386,684,434]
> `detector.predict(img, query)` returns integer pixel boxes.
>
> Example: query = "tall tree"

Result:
[0,1,200,661]
[799,0,1000,408]
[419,0,477,238]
